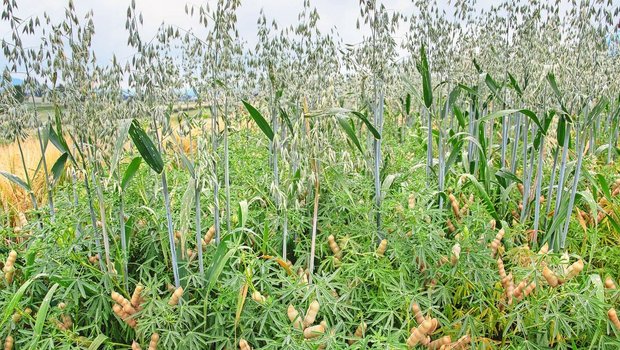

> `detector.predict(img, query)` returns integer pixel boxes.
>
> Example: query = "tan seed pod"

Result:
[448,334,471,349]
[168,287,184,306]
[428,336,451,349]
[354,322,367,337]
[131,284,144,309]
[303,321,326,339]
[251,291,266,304]
[542,266,559,287]
[376,239,388,257]
[204,226,216,245]
[609,308,620,329]
[347,321,367,344]
[131,341,142,350]
[18,212,27,228]
[517,183,524,196]
[408,194,416,209]
[427,318,439,334]
[58,302,67,310]
[287,305,303,330]
[538,243,549,255]
[4,336,13,350]
[505,273,514,304]
[497,258,507,282]
[565,259,584,280]
[303,300,320,328]
[448,194,461,220]
[62,314,72,329]
[406,319,433,348]
[489,219,496,230]
[446,219,456,233]
[491,229,504,256]
[605,277,617,289]
[523,281,536,297]
[239,338,252,350]
[148,333,160,350]
[327,235,342,259]
[412,303,425,325]
[451,243,461,265]
[11,312,20,323]
[513,279,528,299]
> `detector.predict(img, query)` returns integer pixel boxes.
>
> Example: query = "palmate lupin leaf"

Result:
[128,119,164,174]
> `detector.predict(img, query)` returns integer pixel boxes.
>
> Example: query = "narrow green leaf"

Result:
[87,334,108,350]
[32,283,60,344]
[279,107,294,134]
[405,93,411,114]
[242,100,274,141]
[128,119,164,174]
[337,116,363,153]
[50,152,69,183]
[481,109,544,135]
[0,274,46,329]
[239,200,249,228]
[121,157,142,191]
[178,151,195,179]
[0,171,30,191]
[350,111,381,139]
[417,45,433,108]
[461,174,500,221]
[109,119,132,177]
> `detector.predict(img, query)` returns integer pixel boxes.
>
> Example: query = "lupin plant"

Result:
[2,0,620,348]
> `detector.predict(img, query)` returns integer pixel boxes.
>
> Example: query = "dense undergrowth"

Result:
[1,120,620,349]
[1,0,620,349]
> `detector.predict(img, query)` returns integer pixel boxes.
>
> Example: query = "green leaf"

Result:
[546,73,568,114]
[507,73,522,97]
[242,100,274,141]
[557,115,567,146]
[109,119,132,177]
[0,171,30,191]
[453,105,465,129]
[481,109,544,135]
[128,119,164,174]
[178,151,195,178]
[50,152,69,183]
[87,334,108,350]
[47,124,67,154]
[238,200,249,228]
[380,174,398,202]
[461,174,500,221]
[337,116,363,153]
[0,274,46,329]
[32,283,60,344]
[485,73,500,97]
[417,45,433,109]
[205,235,237,294]
[405,93,411,114]
[121,157,142,191]
[495,169,522,187]
[279,107,294,135]
[350,111,381,139]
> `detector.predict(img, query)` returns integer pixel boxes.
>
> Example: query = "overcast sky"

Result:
[0,0,508,71]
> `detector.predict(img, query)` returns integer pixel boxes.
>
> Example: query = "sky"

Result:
[0,0,503,72]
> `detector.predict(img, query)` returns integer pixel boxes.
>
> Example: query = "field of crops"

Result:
[1,0,620,349]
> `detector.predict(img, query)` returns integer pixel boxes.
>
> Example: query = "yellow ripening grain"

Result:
[0,135,62,213]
